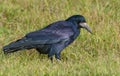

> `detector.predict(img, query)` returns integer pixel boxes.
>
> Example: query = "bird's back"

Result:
[26,21,79,39]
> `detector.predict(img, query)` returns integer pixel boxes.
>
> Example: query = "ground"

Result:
[0,0,120,76]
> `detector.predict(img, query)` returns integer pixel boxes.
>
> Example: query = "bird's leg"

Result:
[48,55,53,62]
[55,53,61,61]
[48,48,55,63]
[56,59,62,64]
[49,56,53,63]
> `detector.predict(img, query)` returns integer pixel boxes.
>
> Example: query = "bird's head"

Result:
[66,15,92,34]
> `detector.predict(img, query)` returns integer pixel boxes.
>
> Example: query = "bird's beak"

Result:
[79,23,92,34]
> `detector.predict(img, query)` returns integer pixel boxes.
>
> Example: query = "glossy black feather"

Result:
[3,15,91,61]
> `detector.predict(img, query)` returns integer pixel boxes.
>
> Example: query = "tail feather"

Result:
[3,38,34,53]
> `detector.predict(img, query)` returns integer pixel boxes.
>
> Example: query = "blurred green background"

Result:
[0,0,120,76]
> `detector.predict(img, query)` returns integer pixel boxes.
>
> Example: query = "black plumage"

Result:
[3,15,92,61]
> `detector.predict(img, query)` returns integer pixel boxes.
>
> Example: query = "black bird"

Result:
[3,15,92,61]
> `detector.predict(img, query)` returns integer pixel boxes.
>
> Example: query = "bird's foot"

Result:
[49,57,53,63]
[56,59,62,64]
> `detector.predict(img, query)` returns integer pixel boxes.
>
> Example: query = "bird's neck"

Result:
[71,21,80,29]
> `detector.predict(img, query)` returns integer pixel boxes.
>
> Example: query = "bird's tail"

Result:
[3,37,32,54]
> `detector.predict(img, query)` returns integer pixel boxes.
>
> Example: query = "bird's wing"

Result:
[24,21,75,45]
[12,21,76,50]
[24,32,67,45]
[3,32,69,52]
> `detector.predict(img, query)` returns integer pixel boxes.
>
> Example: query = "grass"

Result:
[0,0,120,76]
